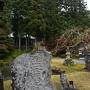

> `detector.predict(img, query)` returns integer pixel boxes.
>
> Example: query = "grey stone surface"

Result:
[11,50,55,90]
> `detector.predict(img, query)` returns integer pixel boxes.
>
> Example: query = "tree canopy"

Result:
[11,0,89,41]
[0,0,13,59]
[0,0,90,58]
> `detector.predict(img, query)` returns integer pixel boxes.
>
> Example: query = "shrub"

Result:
[64,58,74,66]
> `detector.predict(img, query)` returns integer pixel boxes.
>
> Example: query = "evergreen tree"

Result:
[10,0,90,50]
[58,0,88,27]
[0,0,13,59]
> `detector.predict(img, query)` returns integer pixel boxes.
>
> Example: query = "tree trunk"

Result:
[18,33,21,49]
[25,34,28,51]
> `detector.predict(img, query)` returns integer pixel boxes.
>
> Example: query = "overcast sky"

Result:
[86,0,90,10]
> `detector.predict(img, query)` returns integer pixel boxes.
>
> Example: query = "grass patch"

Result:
[51,58,90,90]
[51,72,90,90]
[51,75,61,90]
[51,58,85,73]
[4,80,12,90]
[67,72,90,90]
[3,58,90,90]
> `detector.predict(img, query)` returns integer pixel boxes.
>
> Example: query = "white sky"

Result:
[86,0,90,10]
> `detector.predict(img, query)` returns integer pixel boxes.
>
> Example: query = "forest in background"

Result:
[0,0,90,59]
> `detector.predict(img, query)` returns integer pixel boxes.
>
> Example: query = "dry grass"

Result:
[4,58,90,90]
[51,58,85,73]
[51,72,90,90]
[4,80,12,90]
[51,75,61,90]
[51,58,90,90]
[68,72,90,90]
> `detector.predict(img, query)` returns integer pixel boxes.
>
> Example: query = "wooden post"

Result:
[18,33,21,50]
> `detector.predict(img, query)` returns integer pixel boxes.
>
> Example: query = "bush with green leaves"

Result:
[64,58,74,66]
